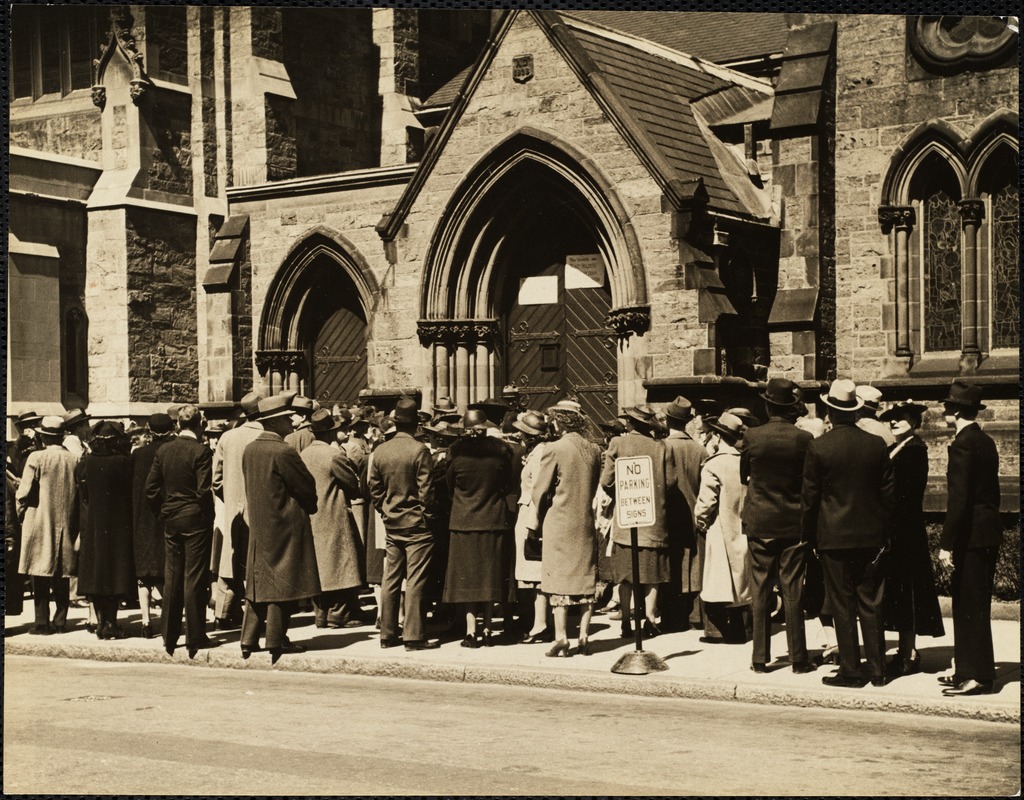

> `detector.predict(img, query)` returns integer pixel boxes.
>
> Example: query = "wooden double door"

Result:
[301,284,367,406]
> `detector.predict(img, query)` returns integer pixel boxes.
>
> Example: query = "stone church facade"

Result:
[7,8,1019,506]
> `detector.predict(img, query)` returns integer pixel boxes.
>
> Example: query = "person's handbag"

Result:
[524,529,543,562]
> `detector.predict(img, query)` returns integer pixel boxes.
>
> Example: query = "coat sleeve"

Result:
[211,439,225,499]
[415,446,435,527]
[878,444,896,521]
[800,444,821,546]
[530,443,558,529]
[693,461,721,533]
[940,438,972,551]
[599,438,618,494]
[144,451,165,513]
[739,444,751,486]
[196,445,214,520]
[278,447,318,516]
[366,451,383,513]
[330,449,361,500]
[14,453,39,519]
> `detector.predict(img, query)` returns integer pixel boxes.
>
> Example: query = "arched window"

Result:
[976,144,1019,351]
[64,305,88,404]
[909,152,963,354]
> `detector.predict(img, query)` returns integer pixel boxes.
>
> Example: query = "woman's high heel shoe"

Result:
[460,635,480,649]
[94,623,106,640]
[141,623,153,640]
[481,629,493,648]
[577,638,592,656]
[545,640,571,658]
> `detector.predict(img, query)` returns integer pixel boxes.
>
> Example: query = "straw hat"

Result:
[820,379,864,412]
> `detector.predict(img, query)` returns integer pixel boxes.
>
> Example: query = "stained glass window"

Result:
[983,148,1020,349]
[922,186,963,352]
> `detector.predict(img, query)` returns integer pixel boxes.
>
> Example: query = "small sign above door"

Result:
[518,275,559,305]
[565,253,605,289]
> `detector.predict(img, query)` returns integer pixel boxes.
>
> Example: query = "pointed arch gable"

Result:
[881,119,969,204]
[260,227,380,350]
[420,127,648,320]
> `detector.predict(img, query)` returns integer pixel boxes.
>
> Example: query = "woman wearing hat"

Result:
[531,401,603,656]
[694,413,752,644]
[879,402,944,677]
[76,421,135,639]
[510,411,554,643]
[444,409,514,647]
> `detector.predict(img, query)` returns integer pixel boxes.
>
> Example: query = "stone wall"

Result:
[265,94,297,182]
[125,208,199,402]
[147,6,189,83]
[10,110,102,161]
[233,235,254,398]
[141,90,193,197]
[85,209,131,407]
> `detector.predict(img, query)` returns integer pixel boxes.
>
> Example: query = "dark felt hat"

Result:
[512,411,549,437]
[663,396,694,421]
[879,401,929,424]
[461,409,495,430]
[310,408,341,433]
[761,377,800,407]
[15,411,42,428]
[942,379,986,411]
[147,413,175,435]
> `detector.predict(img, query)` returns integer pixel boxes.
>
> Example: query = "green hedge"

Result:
[925,520,1020,601]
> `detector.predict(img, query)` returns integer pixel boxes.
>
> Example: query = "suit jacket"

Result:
[940,423,1002,552]
[663,430,705,533]
[801,422,895,550]
[145,433,214,528]
[16,445,79,577]
[211,421,264,578]
[285,425,315,454]
[600,431,670,548]
[446,434,513,532]
[242,431,320,603]
[300,441,363,591]
[740,417,813,539]
[367,431,434,531]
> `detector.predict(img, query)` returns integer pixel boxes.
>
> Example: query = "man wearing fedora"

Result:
[16,416,80,634]
[285,395,317,453]
[145,405,216,658]
[300,409,365,629]
[367,397,440,650]
[802,379,895,688]
[240,394,320,662]
[211,391,265,628]
[855,385,895,447]
[741,378,816,673]
[62,408,92,458]
[937,380,1002,697]
[661,396,707,631]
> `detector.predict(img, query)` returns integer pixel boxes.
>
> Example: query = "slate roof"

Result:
[566,11,790,64]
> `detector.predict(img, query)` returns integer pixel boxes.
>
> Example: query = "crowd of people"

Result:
[5,375,1002,695]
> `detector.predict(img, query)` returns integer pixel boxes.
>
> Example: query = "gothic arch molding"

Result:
[259,228,379,351]
[420,127,648,320]
[881,119,968,204]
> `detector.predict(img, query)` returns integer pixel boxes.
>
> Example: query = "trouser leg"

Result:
[952,547,998,682]
[857,554,886,679]
[747,537,777,665]
[162,528,185,648]
[265,602,290,650]
[381,531,408,641]
[182,526,212,647]
[51,576,70,628]
[821,551,861,678]
[31,576,51,627]
[778,540,809,664]
[241,601,266,648]
[401,529,434,643]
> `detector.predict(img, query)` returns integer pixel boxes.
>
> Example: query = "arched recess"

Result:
[258,229,379,402]
[881,120,968,205]
[417,128,651,420]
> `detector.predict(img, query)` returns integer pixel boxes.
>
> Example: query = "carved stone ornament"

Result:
[908,16,1018,74]
[513,55,534,84]
[605,306,651,340]
[958,198,985,227]
[92,5,152,108]
[877,205,916,233]
[255,350,306,374]
[417,319,500,347]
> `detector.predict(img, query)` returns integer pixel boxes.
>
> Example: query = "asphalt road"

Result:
[4,655,1020,796]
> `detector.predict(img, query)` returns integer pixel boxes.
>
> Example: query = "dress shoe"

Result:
[240,643,262,659]
[460,635,480,649]
[86,623,97,635]
[278,640,306,655]
[405,639,441,651]
[937,673,963,687]
[481,629,494,647]
[620,621,634,638]
[102,625,127,640]
[521,628,554,644]
[870,676,889,687]
[187,638,218,660]
[792,661,818,674]
[821,673,868,688]
[140,623,153,640]
[577,638,592,656]
[887,652,921,677]
[942,679,994,697]
[51,624,68,634]
[165,644,175,657]
[380,637,404,649]
[750,662,767,674]
[642,620,663,638]
[699,635,725,644]
[545,640,571,658]
[29,625,52,636]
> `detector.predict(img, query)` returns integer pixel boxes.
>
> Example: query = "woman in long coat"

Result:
[879,402,944,676]
[444,410,513,647]
[76,421,135,639]
[511,411,553,643]
[531,402,602,657]
[300,411,364,628]
[694,413,751,644]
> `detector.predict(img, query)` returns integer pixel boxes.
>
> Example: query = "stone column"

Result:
[434,343,450,402]
[455,343,471,411]
[477,343,491,401]
[959,199,984,371]
[879,206,916,357]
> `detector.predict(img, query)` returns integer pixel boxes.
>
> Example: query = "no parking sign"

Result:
[614,455,656,528]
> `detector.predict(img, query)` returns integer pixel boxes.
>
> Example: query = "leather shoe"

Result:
[750,662,767,674]
[821,673,867,688]
[29,625,52,636]
[942,679,994,697]
[937,673,963,687]
[240,643,262,659]
[380,637,403,649]
[870,676,889,687]
[699,635,725,644]
[405,639,440,651]
[642,620,663,638]
[278,640,306,655]
[521,629,554,644]
[792,661,818,674]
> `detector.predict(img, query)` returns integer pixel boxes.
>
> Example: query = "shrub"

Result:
[925,519,1020,601]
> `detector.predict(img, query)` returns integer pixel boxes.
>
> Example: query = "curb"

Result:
[7,639,1017,725]
[937,597,1019,621]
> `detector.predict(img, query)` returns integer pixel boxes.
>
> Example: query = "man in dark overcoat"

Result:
[937,380,1002,697]
[240,395,320,663]
[802,379,895,688]
[145,405,215,658]
[660,396,706,631]
[741,378,816,674]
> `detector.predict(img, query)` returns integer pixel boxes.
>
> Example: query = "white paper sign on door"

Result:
[565,254,605,289]
[518,275,558,305]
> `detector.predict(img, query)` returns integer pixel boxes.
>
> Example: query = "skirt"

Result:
[443,530,508,604]
[547,593,594,608]
[610,543,670,585]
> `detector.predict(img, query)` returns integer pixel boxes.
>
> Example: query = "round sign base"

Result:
[611,650,669,675]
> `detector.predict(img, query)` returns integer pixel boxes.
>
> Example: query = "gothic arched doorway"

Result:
[258,233,375,404]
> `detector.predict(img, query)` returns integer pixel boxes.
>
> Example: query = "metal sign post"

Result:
[610,456,668,675]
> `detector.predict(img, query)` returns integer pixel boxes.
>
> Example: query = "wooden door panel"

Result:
[312,305,366,405]
[566,284,616,422]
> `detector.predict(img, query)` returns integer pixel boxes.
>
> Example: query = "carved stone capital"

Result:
[417,319,500,348]
[255,350,305,374]
[605,306,651,340]
[878,205,916,233]
[958,199,985,227]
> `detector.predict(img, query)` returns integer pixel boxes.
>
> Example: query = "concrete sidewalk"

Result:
[4,604,1019,724]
